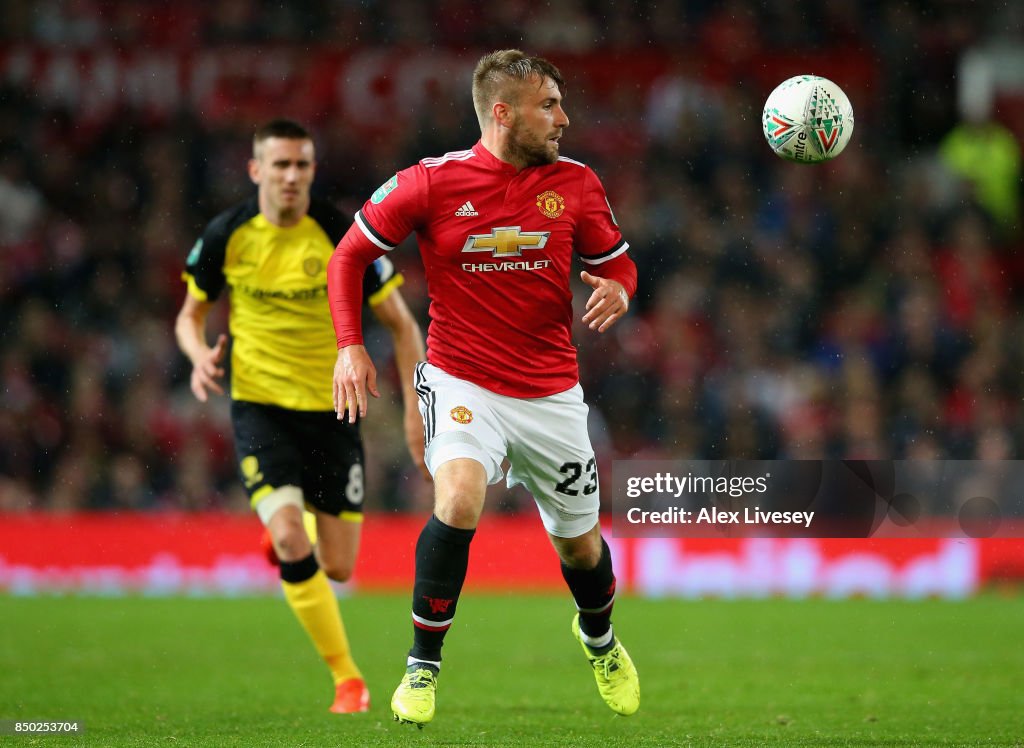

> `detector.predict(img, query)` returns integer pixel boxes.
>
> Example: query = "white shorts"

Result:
[415,362,600,538]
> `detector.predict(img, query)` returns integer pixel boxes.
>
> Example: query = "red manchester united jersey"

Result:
[355,141,628,398]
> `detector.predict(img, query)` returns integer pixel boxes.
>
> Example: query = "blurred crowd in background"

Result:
[0,0,1022,515]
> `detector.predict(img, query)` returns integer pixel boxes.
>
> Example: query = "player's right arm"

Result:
[175,293,227,403]
[328,225,387,423]
[176,206,236,403]
[328,168,427,423]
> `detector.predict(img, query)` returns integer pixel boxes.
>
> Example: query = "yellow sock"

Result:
[281,570,361,684]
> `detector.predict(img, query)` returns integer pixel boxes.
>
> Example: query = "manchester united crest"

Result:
[450,406,473,424]
[536,190,565,219]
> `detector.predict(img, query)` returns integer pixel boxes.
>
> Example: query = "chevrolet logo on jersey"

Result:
[461,226,550,258]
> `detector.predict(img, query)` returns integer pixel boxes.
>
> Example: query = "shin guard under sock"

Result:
[561,538,616,651]
[409,515,475,663]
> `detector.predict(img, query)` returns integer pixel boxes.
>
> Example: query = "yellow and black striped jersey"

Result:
[183,197,402,411]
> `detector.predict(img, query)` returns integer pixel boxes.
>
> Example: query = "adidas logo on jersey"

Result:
[455,201,479,217]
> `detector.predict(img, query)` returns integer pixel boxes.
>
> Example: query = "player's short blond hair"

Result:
[471,49,566,129]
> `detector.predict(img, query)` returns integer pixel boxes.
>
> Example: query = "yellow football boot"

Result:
[572,613,640,716]
[391,663,439,728]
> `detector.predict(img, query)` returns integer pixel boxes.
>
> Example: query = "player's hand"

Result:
[190,333,228,402]
[403,405,431,481]
[334,345,379,423]
[580,272,629,333]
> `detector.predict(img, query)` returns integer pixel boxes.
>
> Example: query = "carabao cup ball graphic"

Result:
[762,75,854,163]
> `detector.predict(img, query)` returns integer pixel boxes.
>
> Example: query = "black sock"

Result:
[409,514,475,663]
[561,538,616,650]
[279,552,319,583]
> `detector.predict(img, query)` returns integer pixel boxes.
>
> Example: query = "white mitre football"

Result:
[762,75,854,163]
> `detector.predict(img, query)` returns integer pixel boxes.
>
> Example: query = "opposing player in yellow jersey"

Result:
[175,119,426,714]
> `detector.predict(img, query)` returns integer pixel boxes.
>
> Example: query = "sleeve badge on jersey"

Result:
[186,238,203,265]
[450,406,473,424]
[371,174,399,204]
[536,190,565,219]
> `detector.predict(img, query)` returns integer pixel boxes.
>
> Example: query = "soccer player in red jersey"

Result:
[327,50,640,726]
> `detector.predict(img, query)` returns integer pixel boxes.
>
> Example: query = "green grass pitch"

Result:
[1,593,1022,746]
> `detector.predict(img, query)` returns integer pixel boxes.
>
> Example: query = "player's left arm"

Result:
[369,289,429,480]
[580,253,637,333]
[576,167,638,333]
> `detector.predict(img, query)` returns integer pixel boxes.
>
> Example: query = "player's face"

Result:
[506,75,569,168]
[249,136,316,226]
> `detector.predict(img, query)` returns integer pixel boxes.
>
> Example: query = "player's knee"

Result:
[435,489,483,528]
[259,487,311,561]
[271,520,312,562]
[434,459,487,528]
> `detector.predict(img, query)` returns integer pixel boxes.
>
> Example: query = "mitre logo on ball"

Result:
[762,75,854,163]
